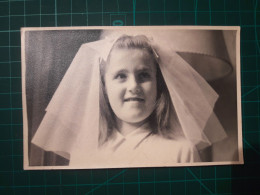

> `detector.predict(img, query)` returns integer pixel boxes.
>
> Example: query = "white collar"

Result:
[106,124,152,151]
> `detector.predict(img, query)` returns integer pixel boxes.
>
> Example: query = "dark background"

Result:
[0,0,259,194]
[25,30,101,166]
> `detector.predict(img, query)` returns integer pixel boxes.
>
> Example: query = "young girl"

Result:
[96,35,200,166]
[31,30,228,168]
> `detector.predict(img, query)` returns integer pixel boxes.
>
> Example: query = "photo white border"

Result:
[21,26,243,170]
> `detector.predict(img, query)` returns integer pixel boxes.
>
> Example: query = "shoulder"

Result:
[144,133,190,148]
[141,134,200,163]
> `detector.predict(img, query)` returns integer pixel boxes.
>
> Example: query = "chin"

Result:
[122,114,150,124]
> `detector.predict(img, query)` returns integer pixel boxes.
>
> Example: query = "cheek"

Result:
[143,80,157,102]
[105,80,125,104]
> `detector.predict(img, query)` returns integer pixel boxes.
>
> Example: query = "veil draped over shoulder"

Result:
[31,29,232,165]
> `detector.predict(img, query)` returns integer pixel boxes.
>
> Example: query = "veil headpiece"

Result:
[31,29,230,161]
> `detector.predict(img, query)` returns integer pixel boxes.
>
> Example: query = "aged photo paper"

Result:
[21,26,243,170]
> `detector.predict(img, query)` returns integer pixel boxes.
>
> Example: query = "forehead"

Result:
[107,48,156,72]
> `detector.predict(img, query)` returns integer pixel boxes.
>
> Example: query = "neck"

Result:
[116,119,149,136]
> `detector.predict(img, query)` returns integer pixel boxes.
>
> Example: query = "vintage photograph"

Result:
[22,26,243,169]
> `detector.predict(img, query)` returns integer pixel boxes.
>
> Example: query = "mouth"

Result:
[124,97,144,102]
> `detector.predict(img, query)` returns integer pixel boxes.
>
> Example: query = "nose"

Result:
[127,75,140,94]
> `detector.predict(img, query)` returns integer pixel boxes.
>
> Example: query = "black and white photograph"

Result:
[22,26,243,169]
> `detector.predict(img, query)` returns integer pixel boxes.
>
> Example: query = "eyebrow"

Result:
[136,67,152,73]
[111,66,152,75]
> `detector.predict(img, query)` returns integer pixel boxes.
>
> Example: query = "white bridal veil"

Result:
[31,29,232,163]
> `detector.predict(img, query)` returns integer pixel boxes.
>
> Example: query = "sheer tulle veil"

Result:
[31,29,231,163]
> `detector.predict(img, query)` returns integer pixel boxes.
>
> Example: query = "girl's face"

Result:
[104,48,157,125]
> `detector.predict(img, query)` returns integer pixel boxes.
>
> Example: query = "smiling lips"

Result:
[124,97,144,102]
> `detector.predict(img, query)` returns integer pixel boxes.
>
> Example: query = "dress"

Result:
[69,125,200,168]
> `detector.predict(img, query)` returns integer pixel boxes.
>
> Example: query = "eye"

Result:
[114,73,127,81]
[138,72,151,82]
